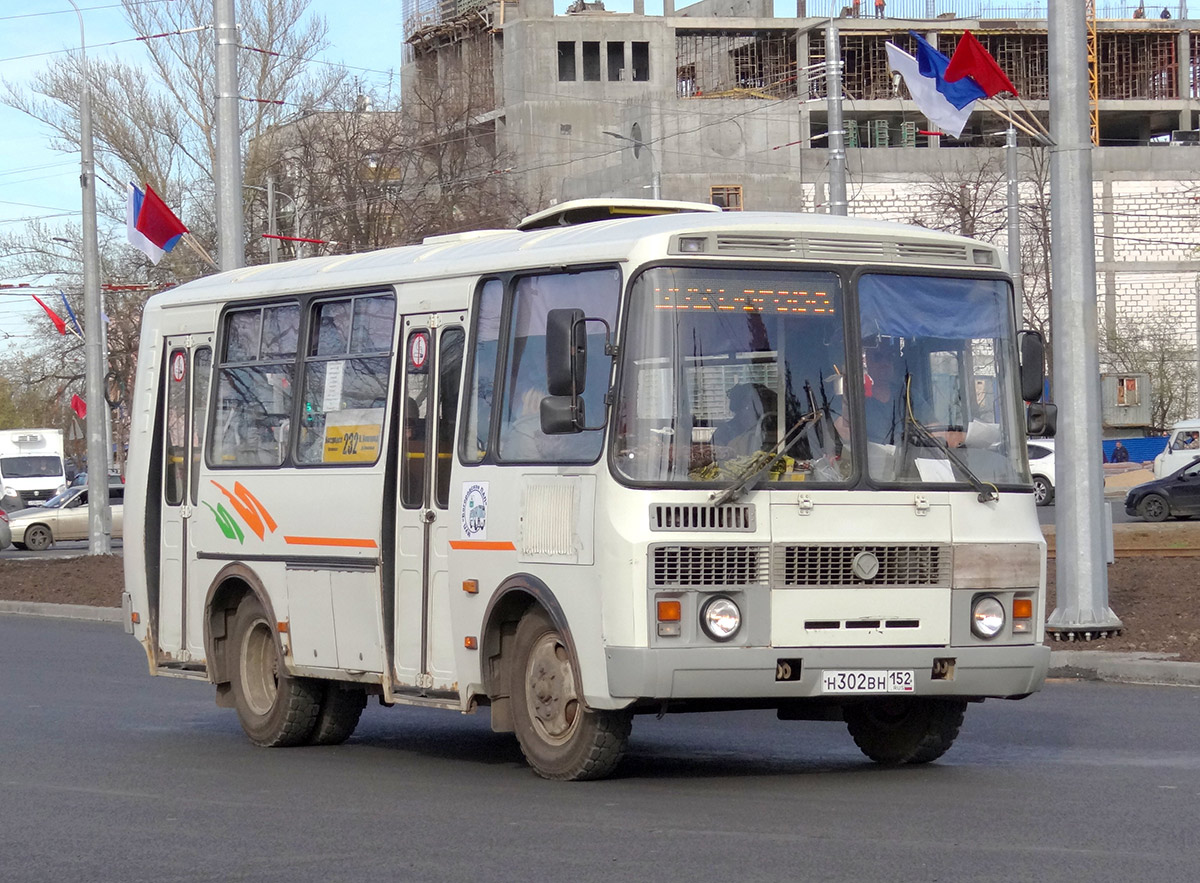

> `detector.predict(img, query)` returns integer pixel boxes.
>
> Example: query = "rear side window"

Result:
[1027,445,1051,460]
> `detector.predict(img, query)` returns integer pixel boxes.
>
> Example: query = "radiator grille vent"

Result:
[651,545,770,587]
[711,234,973,267]
[778,544,949,587]
[649,504,755,532]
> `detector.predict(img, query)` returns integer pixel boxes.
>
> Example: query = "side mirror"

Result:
[1027,402,1057,438]
[540,395,584,435]
[1017,329,1045,403]
[546,308,586,397]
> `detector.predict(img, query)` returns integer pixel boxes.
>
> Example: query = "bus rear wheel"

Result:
[844,697,966,765]
[308,683,368,745]
[230,595,320,747]
[510,608,632,781]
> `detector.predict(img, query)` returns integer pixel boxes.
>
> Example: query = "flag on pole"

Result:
[910,32,987,110]
[32,294,67,335]
[885,43,978,139]
[70,394,87,420]
[59,291,83,336]
[944,31,1019,97]
[126,182,188,264]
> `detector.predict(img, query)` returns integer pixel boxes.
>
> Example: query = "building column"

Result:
[1179,28,1195,131]
[1102,174,1116,338]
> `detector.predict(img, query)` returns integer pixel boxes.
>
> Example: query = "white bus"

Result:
[123,201,1051,780]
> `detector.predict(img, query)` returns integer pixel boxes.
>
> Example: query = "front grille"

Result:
[777,544,950,587]
[649,503,755,532]
[651,544,770,588]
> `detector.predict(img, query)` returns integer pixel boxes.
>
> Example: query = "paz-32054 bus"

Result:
[123,201,1051,780]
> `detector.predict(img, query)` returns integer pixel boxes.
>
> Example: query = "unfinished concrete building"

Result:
[401,1,1200,352]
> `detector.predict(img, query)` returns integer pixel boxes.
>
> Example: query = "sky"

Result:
[0,0,703,345]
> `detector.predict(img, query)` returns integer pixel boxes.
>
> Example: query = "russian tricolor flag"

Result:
[127,182,188,265]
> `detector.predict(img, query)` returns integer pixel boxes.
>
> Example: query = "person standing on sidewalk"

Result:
[1111,440,1130,463]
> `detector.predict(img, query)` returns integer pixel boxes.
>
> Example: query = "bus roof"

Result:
[150,210,1003,309]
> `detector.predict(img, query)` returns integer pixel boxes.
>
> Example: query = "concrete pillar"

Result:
[633,0,644,13]
[1179,29,1194,131]
[663,0,674,16]
[1102,174,1116,337]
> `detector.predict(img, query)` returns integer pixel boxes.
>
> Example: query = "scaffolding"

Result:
[675,31,798,99]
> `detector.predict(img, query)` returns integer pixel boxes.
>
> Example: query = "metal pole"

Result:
[1045,0,1121,638]
[1006,128,1024,310]
[267,175,279,263]
[825,21,847,216]
[68,0,111,555]
[214,0,244,270]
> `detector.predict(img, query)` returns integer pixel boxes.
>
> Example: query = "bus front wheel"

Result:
[844,697,966,765]
[510,608,632,781]
[230,595,321,747]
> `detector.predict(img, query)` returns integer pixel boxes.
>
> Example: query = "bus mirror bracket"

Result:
[1017,329,1045,403]
[541,395,585,434]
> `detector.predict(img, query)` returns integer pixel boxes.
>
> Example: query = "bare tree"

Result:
[1099,310,1197,432]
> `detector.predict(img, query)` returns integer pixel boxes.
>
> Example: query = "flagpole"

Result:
[1012,94,1052,138]
[981,99,1044,140]
[68,0,112,555]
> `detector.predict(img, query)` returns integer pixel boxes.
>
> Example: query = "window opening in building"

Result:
[607,42,625,81]
[558,41,576,82]
[710,185,743,211]
[1116,376,1140,406]
[583,41,601,81]
[632,41,649,81]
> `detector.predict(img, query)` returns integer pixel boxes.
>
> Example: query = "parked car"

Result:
[7,484,124,551]
[1124,456,1200,522]
[0,508,10,550]
[1027,438,1056,506]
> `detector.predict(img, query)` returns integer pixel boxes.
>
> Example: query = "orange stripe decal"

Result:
[449,540,517,551]
[283,536,379,548]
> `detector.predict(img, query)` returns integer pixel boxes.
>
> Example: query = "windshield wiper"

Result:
[902,412,999,503]
[708,410,819,508]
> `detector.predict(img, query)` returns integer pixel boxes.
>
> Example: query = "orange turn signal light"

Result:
[462,579,479,594]
[464,636,478,650]
[657,600,682,622]
[277,621,289,634]
[1012,599,1033,619]
[130,611,140,624]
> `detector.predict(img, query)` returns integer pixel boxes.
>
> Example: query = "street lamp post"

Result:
[246,177,302,261]
[603,126,661,200]
[67,0,111,555]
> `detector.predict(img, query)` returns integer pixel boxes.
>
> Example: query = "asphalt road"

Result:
[0,538,123,560]
[2,615,1197,883]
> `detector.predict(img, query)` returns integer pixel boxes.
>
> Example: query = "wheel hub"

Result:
[526,633,579,744]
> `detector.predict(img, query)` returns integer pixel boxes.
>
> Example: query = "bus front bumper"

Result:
[604,644,1050,702]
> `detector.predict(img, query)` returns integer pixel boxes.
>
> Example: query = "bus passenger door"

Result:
[156,336,213,662]
[393,315,464,691]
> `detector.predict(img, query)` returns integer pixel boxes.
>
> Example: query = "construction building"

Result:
[401,0,1200,351]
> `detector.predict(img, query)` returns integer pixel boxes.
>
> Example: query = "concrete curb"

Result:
[3,602,1198,687]
[0,600,121,623]
[1049,650,1200,687]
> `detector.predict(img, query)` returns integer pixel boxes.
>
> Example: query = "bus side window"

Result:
[401,330,430,508]
[164,347,187,505]
[210,303,299,467]
[461,279,502,463]
[296,293,395,465]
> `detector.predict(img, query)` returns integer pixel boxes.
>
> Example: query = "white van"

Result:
[0,428,67,508]
[1152,418,1200,477]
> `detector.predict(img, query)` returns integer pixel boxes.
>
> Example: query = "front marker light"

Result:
[971,595,1006,639]
[700,596,741,642]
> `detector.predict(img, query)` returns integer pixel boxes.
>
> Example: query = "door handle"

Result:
[421,509,436,524]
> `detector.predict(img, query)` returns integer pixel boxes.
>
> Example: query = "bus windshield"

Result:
[614,267,1028,490]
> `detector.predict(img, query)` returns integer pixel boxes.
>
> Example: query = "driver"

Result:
[712,383,776,457]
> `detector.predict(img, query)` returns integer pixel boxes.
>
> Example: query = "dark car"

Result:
[1124,455,1200,522]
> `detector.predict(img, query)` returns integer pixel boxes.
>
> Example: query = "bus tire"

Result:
[24,524,53,552]
[308,683,368,745]
[844,697,966,765]
[230,595,320,747]
[510,608,631,781]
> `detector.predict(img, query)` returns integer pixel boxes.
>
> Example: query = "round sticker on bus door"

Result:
[171,351,186,383]
[409,332,429,372]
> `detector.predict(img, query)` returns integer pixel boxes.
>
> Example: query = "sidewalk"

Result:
[5,599,1198,688]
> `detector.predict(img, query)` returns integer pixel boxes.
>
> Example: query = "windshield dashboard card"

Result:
[820,669,915,694]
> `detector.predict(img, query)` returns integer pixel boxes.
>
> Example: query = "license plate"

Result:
[820,669,915,694]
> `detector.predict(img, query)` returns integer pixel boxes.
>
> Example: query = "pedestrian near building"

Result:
[1160,7,1171,17]
[875,0,885,17]
[1111,440,1130,463]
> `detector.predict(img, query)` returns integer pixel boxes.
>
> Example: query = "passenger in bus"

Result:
[712,383,776,457]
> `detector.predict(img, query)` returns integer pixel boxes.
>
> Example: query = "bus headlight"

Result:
[700,596,741,642]
[971,595,1006,639]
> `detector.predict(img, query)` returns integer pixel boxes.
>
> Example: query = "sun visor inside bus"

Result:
[857,275,1009,340]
